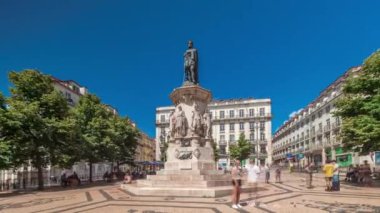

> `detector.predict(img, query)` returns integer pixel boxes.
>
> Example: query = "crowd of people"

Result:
[344,160,373,186]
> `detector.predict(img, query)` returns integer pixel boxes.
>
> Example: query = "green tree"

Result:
[0,92,12,169]
[229,133,251,162]
[335,50,380,154]
[108,116,139,171]
[4,70,74,190]
[71,94,114,182]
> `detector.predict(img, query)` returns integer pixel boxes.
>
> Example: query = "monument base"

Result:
[121,182,259,198]
[121,169,238,198]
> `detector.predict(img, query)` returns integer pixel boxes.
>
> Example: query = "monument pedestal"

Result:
[122,83,233,197]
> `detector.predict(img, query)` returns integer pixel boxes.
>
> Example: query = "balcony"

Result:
[228,140,236,145]
[310,131,316,137]
[156,119,169,125]
[249,139,267,145]
[324,125,331,133]
[249,152,268,158]
[332,122,341,131]
[331,138,341,145]
[212,113,272,121]
[317,129,323,136]
[219,140,227,145]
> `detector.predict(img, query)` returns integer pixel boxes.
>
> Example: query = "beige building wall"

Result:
[272,66,362,167]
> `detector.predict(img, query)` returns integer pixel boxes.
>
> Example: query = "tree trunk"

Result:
[89,161,93,183]
[37,165,44,190]
[116,161,120,173]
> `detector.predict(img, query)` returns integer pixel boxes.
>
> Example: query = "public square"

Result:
[1,171,379,213]
[1,1,380,213]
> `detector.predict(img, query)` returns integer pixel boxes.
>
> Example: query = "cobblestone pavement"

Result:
[0,171,379,213]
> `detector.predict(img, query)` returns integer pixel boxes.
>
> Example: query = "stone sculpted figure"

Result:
[175,106,188,137]
[191,104,203,136]
[184,40,198,84]
[203,112,212,138]
[168,111,176,140]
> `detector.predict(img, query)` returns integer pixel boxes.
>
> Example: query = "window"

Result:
[318,111,322,118]
[239,122,244,130]
[318,123,322,130]
[239,109,244,117]
[230,123,235,131]
[249,109,254,117]
[312,115,315,121]
[220,135,225,142]
[229,134,235,142]
[260,132,266,140]
[249,122,255,130]
[260,121,265,130]
[220,111,225,119]
[259,108,265,116]
[210,111,213,119]
[229,110,234,118]
[219,145,226,154]
[326,105,331,113]
[250,133,254,141]
[326,118,330,128]
[160,115,165,122]
[220,124,225,132]
[260,145,266,153]
[336,117,340,125]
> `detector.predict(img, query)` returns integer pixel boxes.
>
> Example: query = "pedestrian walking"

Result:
[275,166,281,183]
[264,164,270,183]
[246,159,261,206]
[323,159,334,191]
[289,161,294,173]
[231,159,243,209]
[332,160,340,191]
[305,162,314,188]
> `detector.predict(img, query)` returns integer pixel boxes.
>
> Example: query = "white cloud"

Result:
[289,108,303,118]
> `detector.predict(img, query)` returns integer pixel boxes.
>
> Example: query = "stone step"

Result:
[137,179,232,188]
[156,169,224,176]
[146,174,231,181]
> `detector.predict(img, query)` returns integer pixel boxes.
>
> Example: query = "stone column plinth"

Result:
[165,85,215,172]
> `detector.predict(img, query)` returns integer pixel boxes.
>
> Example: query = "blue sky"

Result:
[1,0,380,137]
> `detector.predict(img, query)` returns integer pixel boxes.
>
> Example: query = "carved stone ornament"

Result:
[191,104,203,136]
[175,106,188,137]
[193,148,201,159]
[174,149,193,160]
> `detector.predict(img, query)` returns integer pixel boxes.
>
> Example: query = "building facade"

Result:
[52,78,88,106]
[156,98,272,169]
[135,132,156,162]
[272,66,367,168]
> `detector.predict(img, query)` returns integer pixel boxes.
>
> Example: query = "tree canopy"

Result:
[4,70,74,189]
[229,132,251,162]
[335,50,380,154]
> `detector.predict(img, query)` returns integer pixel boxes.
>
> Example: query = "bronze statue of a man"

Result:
[184,40,198,84]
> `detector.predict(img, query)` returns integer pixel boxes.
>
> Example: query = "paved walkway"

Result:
[0,171,379,213]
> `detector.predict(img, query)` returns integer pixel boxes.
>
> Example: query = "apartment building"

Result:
[272,66,368,168]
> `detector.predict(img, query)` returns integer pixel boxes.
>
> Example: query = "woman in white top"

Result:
[246,159,261,206]
[231,159,242,209]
